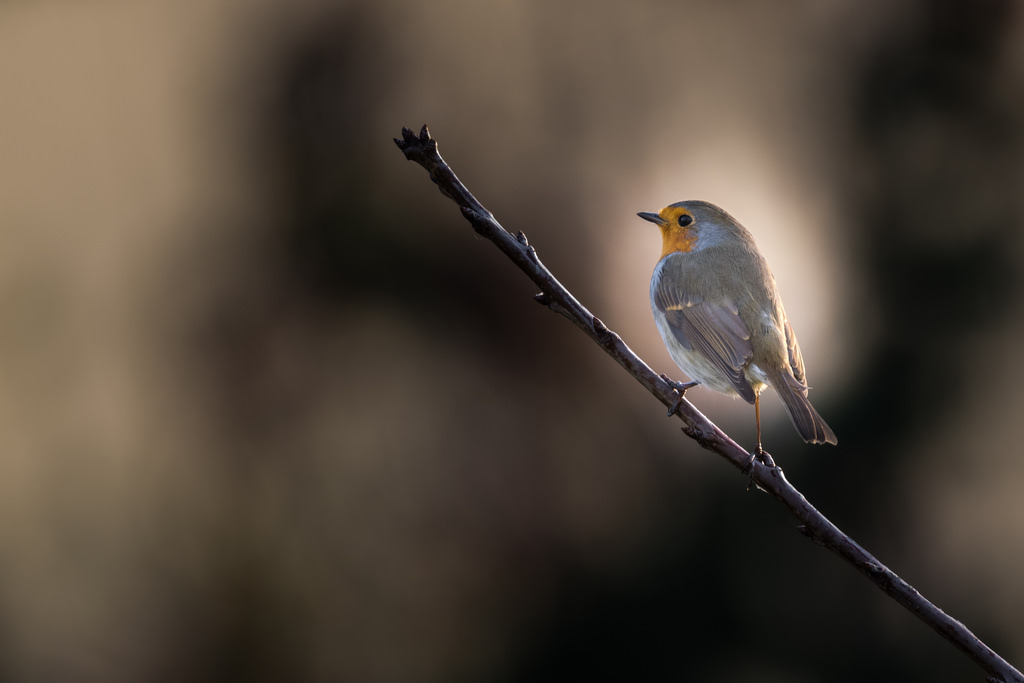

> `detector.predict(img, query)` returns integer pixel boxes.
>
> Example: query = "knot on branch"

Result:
[459,206,489,235]
[681,424,706,443]
[865,562,887,577]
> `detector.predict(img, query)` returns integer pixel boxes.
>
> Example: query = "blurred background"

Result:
[1,0,1022,680]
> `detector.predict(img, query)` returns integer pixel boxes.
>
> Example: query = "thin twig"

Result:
[394,124,1023,683]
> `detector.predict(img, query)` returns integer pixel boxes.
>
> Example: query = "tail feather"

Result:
[772,372,837,445]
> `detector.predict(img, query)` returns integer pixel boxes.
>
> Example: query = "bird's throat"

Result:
[660,228,697,260]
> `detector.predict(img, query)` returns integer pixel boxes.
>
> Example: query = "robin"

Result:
[638,200,837,454]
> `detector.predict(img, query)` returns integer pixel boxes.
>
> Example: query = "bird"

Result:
[638,200,836,455]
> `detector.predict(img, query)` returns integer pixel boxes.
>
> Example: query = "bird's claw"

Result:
[743,448,776,491]
[753,448,775,469]
[661,375,699,417]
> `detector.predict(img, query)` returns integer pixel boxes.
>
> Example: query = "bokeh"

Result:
[1,0,1022,681]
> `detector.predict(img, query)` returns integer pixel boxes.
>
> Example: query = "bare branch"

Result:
[394,124,1024,683]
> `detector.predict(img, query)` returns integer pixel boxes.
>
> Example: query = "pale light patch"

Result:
[603,128,860,409]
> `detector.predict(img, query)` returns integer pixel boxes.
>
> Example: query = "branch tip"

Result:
[395,124,437,158]
[395,126,415,150]
[534,292,552,306]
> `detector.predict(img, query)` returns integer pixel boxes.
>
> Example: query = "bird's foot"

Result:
[753,448,775,469]
[661,375,699,417]
[743,448,776,492]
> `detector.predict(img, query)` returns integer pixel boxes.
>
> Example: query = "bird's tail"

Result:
[772,372,837,445]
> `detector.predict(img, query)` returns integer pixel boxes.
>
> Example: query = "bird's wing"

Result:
[654,286,756,403]
[783,317,808,390]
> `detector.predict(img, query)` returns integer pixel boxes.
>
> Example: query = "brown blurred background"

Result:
[1,0,1023,681]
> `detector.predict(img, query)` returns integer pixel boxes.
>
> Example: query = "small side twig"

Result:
[394,124,1023,683]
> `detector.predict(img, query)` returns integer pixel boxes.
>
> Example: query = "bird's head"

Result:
[638,200,742,260]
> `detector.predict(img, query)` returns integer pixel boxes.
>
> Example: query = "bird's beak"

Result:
[637,211,666,226]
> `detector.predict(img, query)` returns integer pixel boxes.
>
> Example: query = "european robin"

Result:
[638,200,837,452]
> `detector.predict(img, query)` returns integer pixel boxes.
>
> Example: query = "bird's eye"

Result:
[677,214,693,227]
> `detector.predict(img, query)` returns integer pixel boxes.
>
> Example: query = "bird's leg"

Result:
[750,394,775,468]
[755,393,762,454]
[660,374,699,417]
[743,397,776,490]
